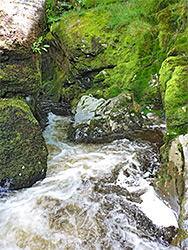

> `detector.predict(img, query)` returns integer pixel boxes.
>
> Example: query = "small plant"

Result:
[32,36,50,54]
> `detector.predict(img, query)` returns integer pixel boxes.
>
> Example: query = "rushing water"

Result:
[0,113,181,250]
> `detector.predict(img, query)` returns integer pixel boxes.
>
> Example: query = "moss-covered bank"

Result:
[43,0,188,143]
[0,50,41,102]
[43,0,187,113]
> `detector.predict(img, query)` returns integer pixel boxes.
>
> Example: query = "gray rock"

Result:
[172,134,188,247]
[68,93,143,142]
[73,95,105,124]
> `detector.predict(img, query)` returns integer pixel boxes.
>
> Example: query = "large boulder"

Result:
[68,93,143,142]
[0,98,48,190]
[155,54,188,214]
[0,0,46,50]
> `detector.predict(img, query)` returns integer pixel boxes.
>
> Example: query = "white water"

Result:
[0,113,180,250]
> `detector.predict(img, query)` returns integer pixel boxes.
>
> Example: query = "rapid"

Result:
[0,113,181,250]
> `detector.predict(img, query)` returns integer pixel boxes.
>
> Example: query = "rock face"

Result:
[0,99,48,190]
[0,0,48,189]
[155,54,188,244]
[68,93,143,142]
[155,133,188,247]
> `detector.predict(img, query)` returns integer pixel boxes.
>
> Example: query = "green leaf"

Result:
[42,48,48,52]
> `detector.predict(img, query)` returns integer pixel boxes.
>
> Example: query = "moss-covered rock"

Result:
[0,0,47,113]
[42,0,188,114]
[159,56,188,100]
[0,50,41,101]
[159,57,188,139]
[43,0,165,108]
[0,0,51,190]
[0,98,48,190]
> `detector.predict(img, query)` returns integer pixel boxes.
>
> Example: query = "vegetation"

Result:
[43,0,188,136]
[31,36,50,54]
[0,98,48,189]
[43,0,186,104]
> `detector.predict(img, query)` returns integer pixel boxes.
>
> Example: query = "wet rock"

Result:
[68,93,143,142]
[92,175,178,247]
[155,134,187,215]
[171,134,188,247]
[73,95,105,124]
[0,98,48,190]
[36,100,71,129]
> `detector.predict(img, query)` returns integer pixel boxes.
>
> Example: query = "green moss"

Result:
[81,0,122,9]
[159,57,188,100]
[162,65,188,135]
[0,98,48,190]
[43,0,188,124]
[0,51,41,100]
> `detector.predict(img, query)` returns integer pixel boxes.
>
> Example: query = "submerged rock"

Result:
[68,93,143,142]
[0,98,48,190]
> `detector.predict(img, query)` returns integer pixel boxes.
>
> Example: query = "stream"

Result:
[0,113,181,250]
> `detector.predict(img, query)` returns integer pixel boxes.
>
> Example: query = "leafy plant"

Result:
[32,36,50,54]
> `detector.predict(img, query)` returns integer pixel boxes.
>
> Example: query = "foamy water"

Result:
[0,113,180,250]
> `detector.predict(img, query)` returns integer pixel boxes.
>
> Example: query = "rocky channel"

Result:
[0,0,188,248]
